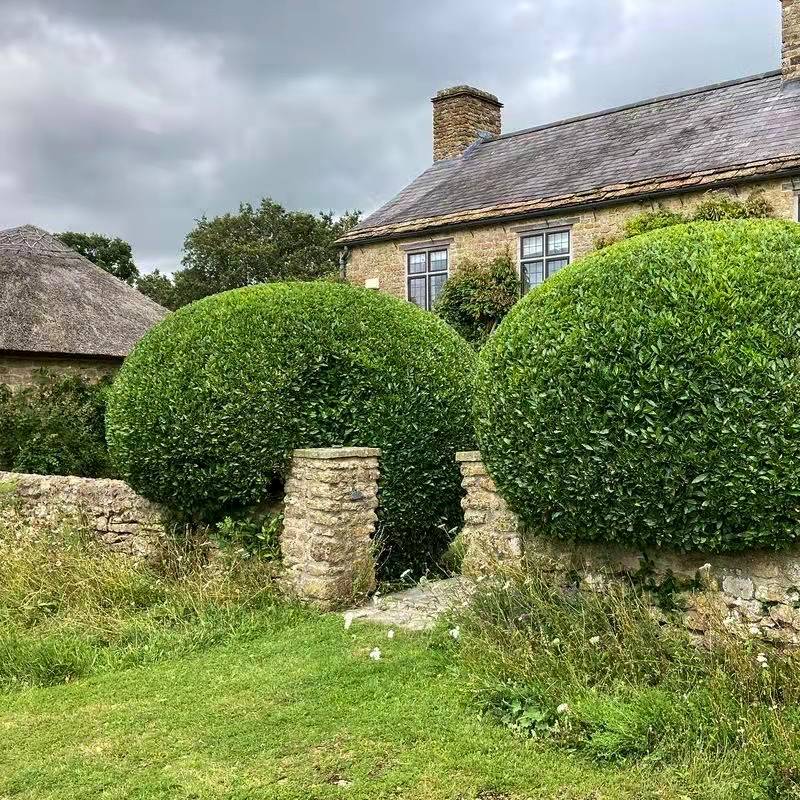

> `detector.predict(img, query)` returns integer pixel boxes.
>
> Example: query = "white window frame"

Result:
[518,226,572,294]
[406,247,449,310]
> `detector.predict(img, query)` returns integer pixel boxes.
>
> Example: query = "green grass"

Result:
[0,516,797,798]
[0,614,764,800]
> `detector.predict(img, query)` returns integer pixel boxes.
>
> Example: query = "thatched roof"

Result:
[0,225,168,358]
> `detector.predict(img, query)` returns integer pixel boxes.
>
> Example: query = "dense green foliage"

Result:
[137,198,360,309]
[434,251,521,346]
[56,231,139,285]
[475,220,800,552]
[107,281,475,575]
[0,374,112,477]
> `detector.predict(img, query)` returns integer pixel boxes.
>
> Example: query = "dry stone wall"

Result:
[457,454,800,646]
[0,470,164,558]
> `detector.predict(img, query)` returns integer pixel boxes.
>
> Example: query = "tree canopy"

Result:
[57,231,139,285]
[139,199,359,309]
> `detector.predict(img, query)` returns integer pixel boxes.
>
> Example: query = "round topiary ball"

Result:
[475,220,800,553]
[107,281,476,575]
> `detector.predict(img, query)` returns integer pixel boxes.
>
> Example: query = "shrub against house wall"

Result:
[0,373,113,478]
[346,178,797,298]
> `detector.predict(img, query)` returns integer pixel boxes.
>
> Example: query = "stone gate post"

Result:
[456,451,523,576]
[280,447,380,610]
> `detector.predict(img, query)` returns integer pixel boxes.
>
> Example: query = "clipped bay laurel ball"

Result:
[474,220,800,553]
[107,281,476,576]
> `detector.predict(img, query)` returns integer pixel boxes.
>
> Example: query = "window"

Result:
[520,229,571,293]
[407,248,449,310]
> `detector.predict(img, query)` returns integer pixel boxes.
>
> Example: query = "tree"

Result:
[168,199,360,307]
[135,270,178,310]
[57,232,139,285]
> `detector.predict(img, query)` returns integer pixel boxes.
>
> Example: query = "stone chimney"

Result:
[783,0,800,83]
[432,86,502,161]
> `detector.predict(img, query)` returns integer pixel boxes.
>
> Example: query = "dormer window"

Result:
[520,229,571,293]
[407,248,449,310]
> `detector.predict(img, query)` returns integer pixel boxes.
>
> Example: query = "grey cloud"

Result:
[0,0,783,269]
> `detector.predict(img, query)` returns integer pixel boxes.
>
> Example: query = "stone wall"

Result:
[0,353,121,389]
[1,447,383,610]
[346,178,798,301]
[457,453,800,646]
[0,470,164,558]
[784,0,800,84]
[280,448,379,610]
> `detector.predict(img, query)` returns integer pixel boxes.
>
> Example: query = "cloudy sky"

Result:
[0,0,782,271]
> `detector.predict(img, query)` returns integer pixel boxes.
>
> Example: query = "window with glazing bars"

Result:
[407,249,448,310]
[520,230,571,293]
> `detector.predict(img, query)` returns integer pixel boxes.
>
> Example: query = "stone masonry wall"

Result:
[347,178,798,300]
[432,86,502,162]
[0,353,121,389]
[784,0,800,84]
[456,451,523,577]
[280,448,379,610]
[457,453,800,646]
[0,470,165,558]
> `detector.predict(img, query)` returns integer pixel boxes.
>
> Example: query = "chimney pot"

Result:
[431,86,502,162]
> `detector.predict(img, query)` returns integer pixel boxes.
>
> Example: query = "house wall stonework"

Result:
[346,179,798,301]
[784,0,800,84]
[0,354,121,389]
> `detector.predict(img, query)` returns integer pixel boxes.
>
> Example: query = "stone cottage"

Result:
[0,225,167,388]
[339,1,800,311]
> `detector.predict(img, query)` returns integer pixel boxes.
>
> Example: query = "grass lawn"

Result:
[0,612,753,800]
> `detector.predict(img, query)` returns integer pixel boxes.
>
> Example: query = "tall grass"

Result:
[0,514,305,690]
[455,570,800,794]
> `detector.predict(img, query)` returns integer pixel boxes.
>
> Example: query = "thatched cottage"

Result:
[339,1,800,310]
[0,225,167,388]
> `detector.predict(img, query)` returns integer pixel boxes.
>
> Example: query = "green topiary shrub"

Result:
[0,374,112,478]
[474,220,800,553]
[107,281,476,576]
[434,250,521,346]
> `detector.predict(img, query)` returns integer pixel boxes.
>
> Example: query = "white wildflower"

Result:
[387,629,395,639]
[589,635,601,646]
[503,580,512,591]
[556,703,570,715]
[369,647,382,661]
[449,626,461,640]
[756,652,768,666]
[551,638,561,646]
[343,612,354,630]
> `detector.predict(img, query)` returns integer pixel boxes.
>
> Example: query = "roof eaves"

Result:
[337,154,800,247]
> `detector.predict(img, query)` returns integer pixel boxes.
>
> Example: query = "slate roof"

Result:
[341,71,800,245]
[0,225,168,358]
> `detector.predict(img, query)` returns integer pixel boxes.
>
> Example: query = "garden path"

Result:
[343,576,471,631]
